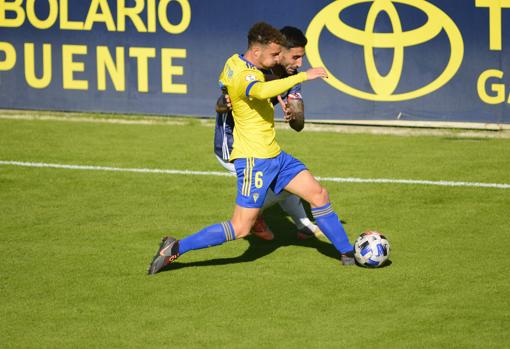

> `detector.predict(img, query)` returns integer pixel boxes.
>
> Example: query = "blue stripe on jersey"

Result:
[245,80,260,97]
[238,54,255,68]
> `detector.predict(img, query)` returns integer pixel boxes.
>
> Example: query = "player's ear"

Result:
[252,44,261,57]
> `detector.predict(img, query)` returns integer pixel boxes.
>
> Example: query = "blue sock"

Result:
[312,203,353,253]
[178,221,235,255]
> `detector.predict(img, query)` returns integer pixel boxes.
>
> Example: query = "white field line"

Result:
[1,160,509,189]
[0,161,233,177]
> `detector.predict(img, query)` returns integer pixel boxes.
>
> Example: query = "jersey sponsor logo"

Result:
[306,0,464,101]
[227,67,234,79]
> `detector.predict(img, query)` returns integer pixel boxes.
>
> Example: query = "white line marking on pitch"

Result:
[0,161,233,177]
[1,160,509,189]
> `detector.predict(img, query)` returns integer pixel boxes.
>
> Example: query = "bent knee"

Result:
[231,221,252,239]
[310,186,330,208]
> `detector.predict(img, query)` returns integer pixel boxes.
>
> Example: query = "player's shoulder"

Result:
[220,54,263,93]
[225,54,258,73]
[233,57,264,85]
[221,55,254,84]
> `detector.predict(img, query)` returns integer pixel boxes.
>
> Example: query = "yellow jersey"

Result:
[218,54,307,160]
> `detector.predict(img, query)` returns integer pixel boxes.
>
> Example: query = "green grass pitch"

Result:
[1,113,509,348]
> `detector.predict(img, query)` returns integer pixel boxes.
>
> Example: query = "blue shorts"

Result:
[233,151,307,208]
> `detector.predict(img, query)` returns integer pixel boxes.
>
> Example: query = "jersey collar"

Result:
[238,54,273,75]
[238,54,256,69]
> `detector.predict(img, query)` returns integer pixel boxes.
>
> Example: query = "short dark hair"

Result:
[280,26,308,49]
[248,22,285,47]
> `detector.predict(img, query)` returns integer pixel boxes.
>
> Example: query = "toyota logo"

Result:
[306,0,464,101]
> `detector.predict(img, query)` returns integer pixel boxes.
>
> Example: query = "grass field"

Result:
[1,111,509,348]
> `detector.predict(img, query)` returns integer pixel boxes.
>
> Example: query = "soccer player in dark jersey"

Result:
[214,26,322,241]
[148,22,355,275]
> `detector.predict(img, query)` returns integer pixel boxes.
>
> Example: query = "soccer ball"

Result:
[354,231,391,268]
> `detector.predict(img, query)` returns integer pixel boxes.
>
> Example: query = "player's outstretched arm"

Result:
[248,67,328,100]
[305,67,328,80]
[249,72,307,100]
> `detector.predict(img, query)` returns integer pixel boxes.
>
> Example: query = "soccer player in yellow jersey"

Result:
[214,26,322,242]
[148,22,355,274]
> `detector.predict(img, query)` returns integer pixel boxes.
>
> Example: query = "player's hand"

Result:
[216,93,232,113]
[305,67,328,80]
[225,94,232,109]
[277,95,293,121]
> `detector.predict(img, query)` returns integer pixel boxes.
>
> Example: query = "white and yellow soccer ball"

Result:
[354,231,391,268]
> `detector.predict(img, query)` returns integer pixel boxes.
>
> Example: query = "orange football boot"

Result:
[251,215,274,241]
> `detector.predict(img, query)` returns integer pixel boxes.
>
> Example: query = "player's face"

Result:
[280,47,305,74]
[258,42,282,69]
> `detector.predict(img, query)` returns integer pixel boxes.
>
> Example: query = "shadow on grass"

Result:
[379,260,392,268]
[159,205,344,273]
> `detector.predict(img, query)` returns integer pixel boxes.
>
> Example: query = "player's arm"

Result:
[276,94,304,132]
[247,72,307,100]
[246,67,327,100]
[287,96,305,132]
[263,73,281,106]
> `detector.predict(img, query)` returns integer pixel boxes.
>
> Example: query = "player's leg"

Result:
[283,169,328,207]
[230,205,260,238]
[147,218,237,275]
[216,154,273,241]
[277,193,322,239]
[148,157,266,274]
[243,189,280,241]
[232,156,281,242]
[282,168,355,265]
[176,157,263,245]
[148,205,260,275]
[261,189,320,239]
[177,204,259,255]
[148,157,277,274]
